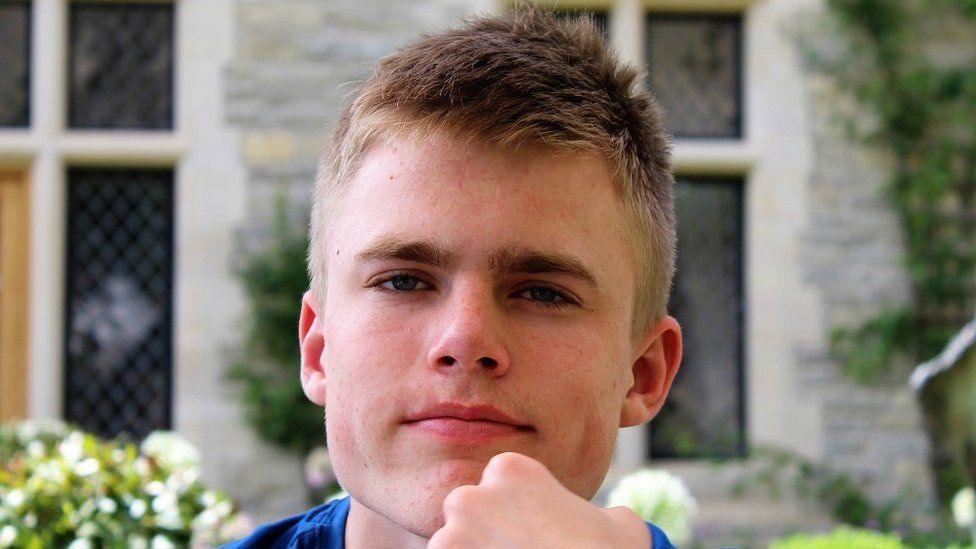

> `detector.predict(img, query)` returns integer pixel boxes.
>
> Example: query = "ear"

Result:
[619,315,682,428]
[299,290,327,406]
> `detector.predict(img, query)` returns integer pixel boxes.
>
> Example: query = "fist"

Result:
[427,452,649,548]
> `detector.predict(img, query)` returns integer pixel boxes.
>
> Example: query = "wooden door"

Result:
[0,170,29,421]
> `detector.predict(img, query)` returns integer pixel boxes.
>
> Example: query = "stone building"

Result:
[0,0,938,544]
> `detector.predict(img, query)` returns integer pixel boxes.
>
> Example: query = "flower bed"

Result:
[0,420,249,548]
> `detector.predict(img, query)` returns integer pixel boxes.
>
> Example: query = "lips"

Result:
[405,402,526,425]
[403,402,533,442]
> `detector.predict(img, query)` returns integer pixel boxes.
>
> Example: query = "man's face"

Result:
[311,132,649,536]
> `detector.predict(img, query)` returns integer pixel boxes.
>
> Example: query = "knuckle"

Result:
[486,451,534,477]
[443,484,479,514]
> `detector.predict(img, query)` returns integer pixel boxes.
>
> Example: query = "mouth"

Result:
[403,402,535,443]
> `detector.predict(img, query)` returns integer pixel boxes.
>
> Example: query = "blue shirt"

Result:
[222,497,676,548]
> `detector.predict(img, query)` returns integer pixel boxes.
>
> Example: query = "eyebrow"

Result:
[354,236,598,287]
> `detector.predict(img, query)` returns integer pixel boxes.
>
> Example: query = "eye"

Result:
[371,273,432,293]
[515,285,578,309]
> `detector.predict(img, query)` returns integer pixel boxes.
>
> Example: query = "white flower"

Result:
[16,421,37,442]
[167,466,200,493]
[59,432,85,465]
[156,510,184,530]
[145,480,166,496]
[192,509,219,529]
[76,521,97,538]
[77,499,97,519]
[23,513,36,528]
[953,486,976,528]
[97,497,118,514]
[66,539,93,549]
[134,456,151,478]
[127,534,149,549]
[0,525,17,548]
[150,534,177,549]
[152,491,178,514]
[606,469,697,547]
[129,499,148,519]
[5,489,24,508]
[141,432,200,471]
[74,457,100,476]
[199,490,217,508]
[27,440,45,458]
[214,500,233,518]
[35,459,66,484]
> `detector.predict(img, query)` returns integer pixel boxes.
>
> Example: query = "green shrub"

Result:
[769,526,905,549]
[0,420,248,548]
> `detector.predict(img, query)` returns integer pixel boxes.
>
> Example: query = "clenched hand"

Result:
[427,452,650,549]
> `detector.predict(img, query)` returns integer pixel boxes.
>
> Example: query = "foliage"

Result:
[606,469,697,547]
[0,420,247,548]
[731,447,976,546]
[226,195,323,456]
[730,447,890,528]
[769,526,906,549]
[812,0,976,383]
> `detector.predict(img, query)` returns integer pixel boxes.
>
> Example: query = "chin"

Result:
[348,457,488,539]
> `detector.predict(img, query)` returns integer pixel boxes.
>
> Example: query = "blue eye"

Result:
[374,274,430,292]
[518,286,576,308]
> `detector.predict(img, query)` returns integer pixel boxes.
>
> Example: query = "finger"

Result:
[479,452,549,487]
[441,483,480,521]
[427,525,463,549]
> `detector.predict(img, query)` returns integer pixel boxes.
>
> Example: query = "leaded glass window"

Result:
[645,15,742,138]
[68,2,174,129]
[649,177,745,458]
[64,168,174,441]
[0,1,31,127]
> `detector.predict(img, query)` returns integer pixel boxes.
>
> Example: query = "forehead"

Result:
[328,132,636,284]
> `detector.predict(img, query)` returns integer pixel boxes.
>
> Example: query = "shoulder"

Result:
[646,521,676,549]
[220,497,351,549]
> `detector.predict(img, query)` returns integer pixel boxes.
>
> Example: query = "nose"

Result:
[425,282,510,378]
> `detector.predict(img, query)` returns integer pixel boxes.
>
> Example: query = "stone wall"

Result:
[796,47,933,506]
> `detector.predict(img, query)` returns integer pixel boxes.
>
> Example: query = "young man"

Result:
[226,8,683,549]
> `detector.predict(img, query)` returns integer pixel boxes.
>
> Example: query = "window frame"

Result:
[0,0,185,424]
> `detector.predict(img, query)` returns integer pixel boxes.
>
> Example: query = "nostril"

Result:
[478,357,498,369]
[440,356,456,366]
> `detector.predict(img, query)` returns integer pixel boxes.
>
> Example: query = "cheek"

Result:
[521,332,625,490]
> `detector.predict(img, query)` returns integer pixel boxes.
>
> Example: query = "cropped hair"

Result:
[308,8,676,337]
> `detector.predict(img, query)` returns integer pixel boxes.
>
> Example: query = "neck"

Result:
[344,497,429,549]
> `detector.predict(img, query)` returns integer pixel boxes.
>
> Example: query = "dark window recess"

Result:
[550,8,608,40]
[645,15,742,138]
[649,177,745,459]
[64,168,175,441]
[68,3,174,129]
[0,1,31,127]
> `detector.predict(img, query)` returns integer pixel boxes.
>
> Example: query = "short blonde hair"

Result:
[308,8,676,337]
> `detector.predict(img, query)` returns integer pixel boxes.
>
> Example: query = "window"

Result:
[649,177,745,458]
[55,1,178,439]
[645,15,742,138]
[0,1,31,127]
[68,2,175,129]
[64,168,175,441]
